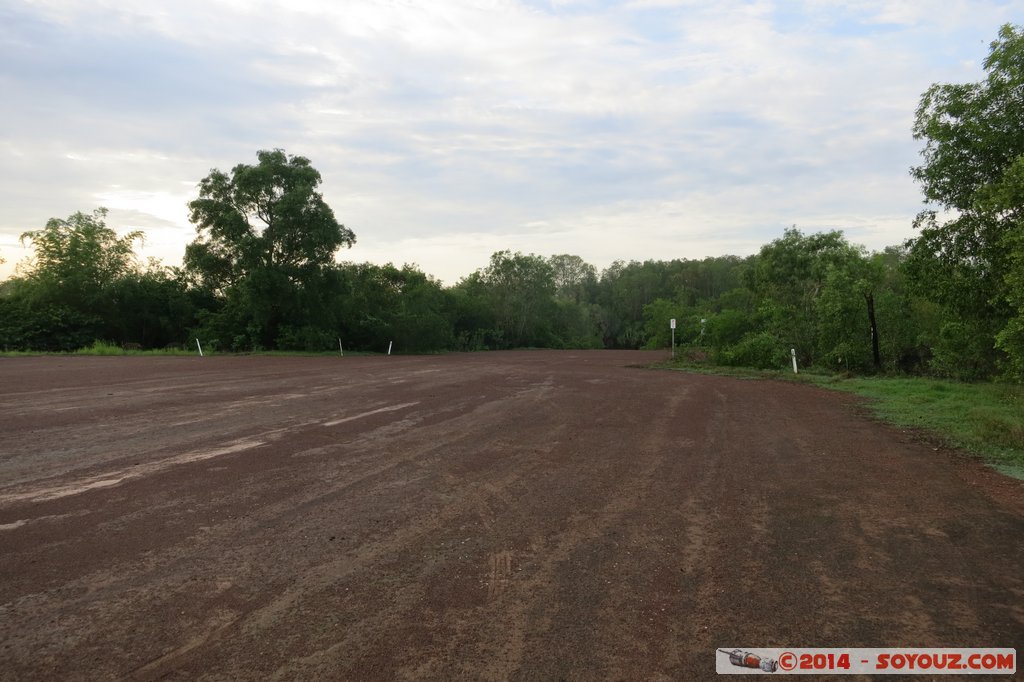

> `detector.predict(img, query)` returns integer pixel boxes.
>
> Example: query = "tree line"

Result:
[2,25,1022,381]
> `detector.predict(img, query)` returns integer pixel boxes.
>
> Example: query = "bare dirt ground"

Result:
[0,350,1021,681]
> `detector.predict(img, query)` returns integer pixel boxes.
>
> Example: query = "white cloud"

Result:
[2,0,1022,283]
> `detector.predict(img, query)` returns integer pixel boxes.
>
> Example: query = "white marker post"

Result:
[196,338,204,357]
[387,341,393,356]
[670,318,676,358]
[338,338,344,357]
[791,348,798,374]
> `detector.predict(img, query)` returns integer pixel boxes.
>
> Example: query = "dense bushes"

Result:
[0,225,1013,382]
[0,207,1017,383]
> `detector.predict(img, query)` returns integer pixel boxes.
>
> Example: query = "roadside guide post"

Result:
[670,318,676,359]
[791,348,798,374]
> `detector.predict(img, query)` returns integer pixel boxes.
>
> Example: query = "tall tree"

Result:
[186,149,354,291]
[595,260,675,348]
[908,23,1024,377]
[746,228,871,368]
[19,208,142,309]
[3,208,146,350]
[184,149,355,349]
[470,251,557,348]
[548,254,597,304]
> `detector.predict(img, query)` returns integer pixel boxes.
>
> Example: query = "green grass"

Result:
[69,342,370,356]
[1,341,201,356]
[829,377,1024,479]
[654,352,1024,480]
[74,340,135,355]
[73,341,198,356]
[253,348,390,356]
[1,342,386,357]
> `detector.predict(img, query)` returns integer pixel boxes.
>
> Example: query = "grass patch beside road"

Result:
[73,341,197,356]
[654,353,1024,480]
[1,341,383,357]
[830,377,1024,479]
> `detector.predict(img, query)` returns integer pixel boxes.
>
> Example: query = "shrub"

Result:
[717,331,786,370]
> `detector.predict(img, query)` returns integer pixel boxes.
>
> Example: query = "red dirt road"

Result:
[1,351,1021,680]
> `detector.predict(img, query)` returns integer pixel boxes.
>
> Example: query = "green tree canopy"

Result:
[184,149,355,294]
[2,208,199,352]
[548,254,597,304]
[908,23,1024,376]
[911,24,1024,210]
[18,207,142,309]
[463,251,557,348]
[745,228,874,368]
[183,149,355,349]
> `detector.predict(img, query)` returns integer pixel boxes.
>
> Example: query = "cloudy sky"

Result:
[1,1,1021,283]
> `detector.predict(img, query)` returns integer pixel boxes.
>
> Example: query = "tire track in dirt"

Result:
[92,376,567,680]
[2,358,520,675]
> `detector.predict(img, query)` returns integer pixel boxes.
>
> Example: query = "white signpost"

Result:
[670,318,676,358]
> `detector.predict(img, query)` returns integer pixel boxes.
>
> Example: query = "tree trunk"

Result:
[866,292,881,371]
